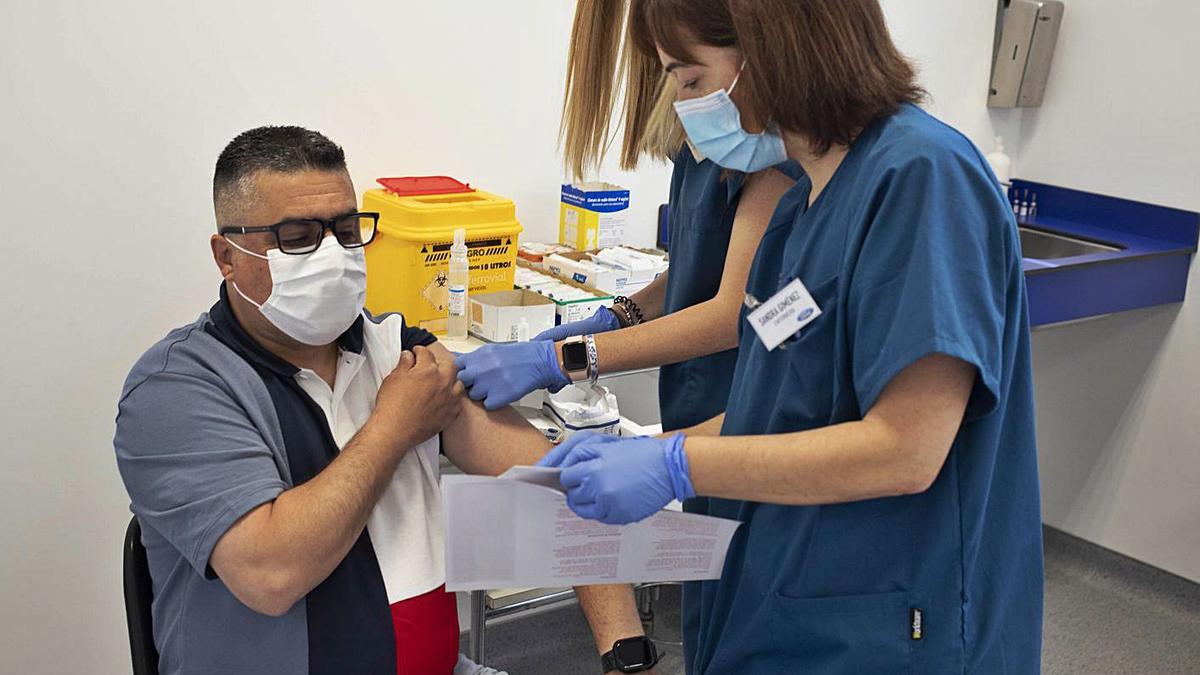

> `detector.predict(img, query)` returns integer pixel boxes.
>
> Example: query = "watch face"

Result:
[562,341,588,372]
[613,637,655,669]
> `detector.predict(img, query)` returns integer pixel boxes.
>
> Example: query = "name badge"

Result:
[748,277,822,351]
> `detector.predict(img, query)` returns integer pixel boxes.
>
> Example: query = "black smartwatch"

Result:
[601,636,659,673]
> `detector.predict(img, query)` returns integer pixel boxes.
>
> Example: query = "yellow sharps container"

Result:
[363,176,522,334]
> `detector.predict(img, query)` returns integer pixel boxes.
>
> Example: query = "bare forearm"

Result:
[575,584,646,658]
[585,294,740,374]
[629,271,668,321]
[686,419,940,505]
[212,421,415,614]
[440,396,646,659]
[277,424,405,561]
[676,413,725,438]
[684,354,973,505]
[582,169,793,376]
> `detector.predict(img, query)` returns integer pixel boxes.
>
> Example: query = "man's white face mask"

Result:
[227,235,367,346]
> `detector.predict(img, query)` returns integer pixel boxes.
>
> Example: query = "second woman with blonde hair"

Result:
[455,0,798,437]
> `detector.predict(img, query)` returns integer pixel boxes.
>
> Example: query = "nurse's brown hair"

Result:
[628,0,925,154]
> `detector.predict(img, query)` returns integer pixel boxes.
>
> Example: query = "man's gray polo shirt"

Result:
[113,287,435,674]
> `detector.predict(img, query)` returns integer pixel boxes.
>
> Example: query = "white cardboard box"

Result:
[559,183,630,250]
[512,262,614,325]
[549,287,612,324]
[469,290,557,343]
[544,248,667,296]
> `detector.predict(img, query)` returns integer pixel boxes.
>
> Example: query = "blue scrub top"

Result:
[658,150,745,431]
[683,104,1043,674]
[659,151,803,432]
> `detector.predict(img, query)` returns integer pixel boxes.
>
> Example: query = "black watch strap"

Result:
[601,636,659,673]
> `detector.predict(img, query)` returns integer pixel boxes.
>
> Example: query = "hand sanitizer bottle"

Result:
[447,228,469,340]
[986,137,1012,185]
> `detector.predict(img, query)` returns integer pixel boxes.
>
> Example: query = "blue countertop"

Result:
[1020,214,1194,273]
[659,179,1198,328]
[1012,180,1198,326]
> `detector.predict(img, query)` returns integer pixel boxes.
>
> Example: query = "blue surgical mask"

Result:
[673,66,787,173]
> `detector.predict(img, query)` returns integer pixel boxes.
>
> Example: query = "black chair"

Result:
[123,516,160,675]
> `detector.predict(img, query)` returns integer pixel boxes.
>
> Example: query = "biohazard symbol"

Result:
[422,271,450,312]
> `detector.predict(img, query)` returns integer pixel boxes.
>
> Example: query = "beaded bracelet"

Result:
[612,296,644,327]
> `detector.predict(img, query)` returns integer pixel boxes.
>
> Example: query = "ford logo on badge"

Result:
[797,308,814,322]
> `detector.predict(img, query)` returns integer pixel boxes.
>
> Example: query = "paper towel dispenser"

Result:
[989,0,1065,108]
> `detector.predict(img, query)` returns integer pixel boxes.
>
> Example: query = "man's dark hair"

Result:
[213,125,347,226]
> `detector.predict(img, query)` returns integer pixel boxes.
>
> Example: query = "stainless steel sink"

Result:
[1019,227,1123,260]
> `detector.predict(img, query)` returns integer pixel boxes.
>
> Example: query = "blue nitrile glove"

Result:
[454,341,570,411]
[533,306,620,342]
[549,433,695,525]
[536,430,623,467]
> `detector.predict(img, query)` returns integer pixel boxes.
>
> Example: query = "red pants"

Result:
[390,584,460,675]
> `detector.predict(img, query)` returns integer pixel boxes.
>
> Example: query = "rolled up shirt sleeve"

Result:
[114,370,287,577]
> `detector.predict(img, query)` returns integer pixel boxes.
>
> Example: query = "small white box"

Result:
[545,248,667,296]
[550,287,612,324]
[511,262,614,325]
[469,290,557,343]
[517,242,574,271]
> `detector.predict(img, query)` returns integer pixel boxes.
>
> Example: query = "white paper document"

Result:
[497,465,566,492]
[442,468,742,591]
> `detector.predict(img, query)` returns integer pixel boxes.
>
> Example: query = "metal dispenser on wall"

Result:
[989,0,1065,108]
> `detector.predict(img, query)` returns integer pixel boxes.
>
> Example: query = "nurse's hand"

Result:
[542,432,696,525]
[454,341,569,410]
[533,306,620,342]
[535,430,622,467]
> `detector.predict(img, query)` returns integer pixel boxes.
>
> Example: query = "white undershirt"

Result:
[293,314,444,603]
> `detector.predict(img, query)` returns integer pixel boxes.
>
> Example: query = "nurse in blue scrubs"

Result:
[537,1,1045,673]
[455,0,796,434]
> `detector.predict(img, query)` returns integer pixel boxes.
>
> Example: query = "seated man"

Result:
[114,126,652,675]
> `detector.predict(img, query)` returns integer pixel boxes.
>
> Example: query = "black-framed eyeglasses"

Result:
[219,211,380,255]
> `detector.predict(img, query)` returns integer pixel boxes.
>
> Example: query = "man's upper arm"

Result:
[442,401,554,476]
[427,343,552,475]
[114,371,286,576]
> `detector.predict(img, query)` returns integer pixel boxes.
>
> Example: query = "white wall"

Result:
[881,0,1023,152]
[884,0,1200,582]
[2,1,1197,673]
[1014,0,1200,213]
[0,2,671,673]
[1008,0,1200,582]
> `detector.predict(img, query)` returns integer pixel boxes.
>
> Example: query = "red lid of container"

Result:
[377,176,474,196]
